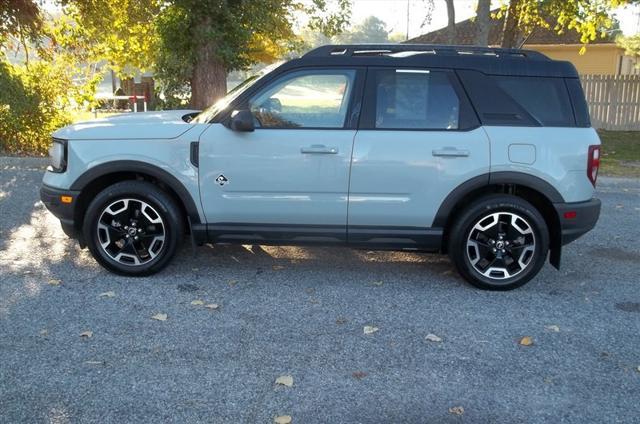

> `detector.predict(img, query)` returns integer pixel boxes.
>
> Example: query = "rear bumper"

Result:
[554,198,601,245]
[40,184,80,239]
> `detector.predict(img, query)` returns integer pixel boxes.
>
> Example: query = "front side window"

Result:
[374,69,460,130]
[249,70,355,129]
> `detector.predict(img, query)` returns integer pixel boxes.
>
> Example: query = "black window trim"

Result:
[219,66,366,131]
[358,66,481,132]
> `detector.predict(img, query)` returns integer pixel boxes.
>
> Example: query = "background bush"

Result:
[0,60,73,155]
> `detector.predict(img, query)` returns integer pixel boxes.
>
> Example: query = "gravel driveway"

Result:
[1,157,639,423]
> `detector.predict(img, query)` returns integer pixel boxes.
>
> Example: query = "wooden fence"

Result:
[580,74,640,131]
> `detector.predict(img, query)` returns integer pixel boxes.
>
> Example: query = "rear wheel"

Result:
[83,181,183,276]
[448,194,549,290]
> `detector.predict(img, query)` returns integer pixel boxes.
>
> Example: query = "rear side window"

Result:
[493,76,574,127]
[372,69,462,130]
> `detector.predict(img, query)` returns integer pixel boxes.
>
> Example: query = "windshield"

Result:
[192,62,282,123]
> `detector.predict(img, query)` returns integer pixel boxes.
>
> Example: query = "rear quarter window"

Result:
[493,76,575,127]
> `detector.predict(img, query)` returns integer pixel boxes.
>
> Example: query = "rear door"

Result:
[348,67,490,247]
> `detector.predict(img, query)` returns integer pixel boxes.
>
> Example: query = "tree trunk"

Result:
[501,0,521,48]
[444,0,456,44]
[474,0,491,46]
[190,18,227,110]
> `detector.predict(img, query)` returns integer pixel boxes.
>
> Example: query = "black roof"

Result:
[284,44,578,78]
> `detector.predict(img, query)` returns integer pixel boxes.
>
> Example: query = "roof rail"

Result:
[303,44,549,60]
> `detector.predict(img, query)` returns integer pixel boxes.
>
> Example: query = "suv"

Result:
[41,44,601,290]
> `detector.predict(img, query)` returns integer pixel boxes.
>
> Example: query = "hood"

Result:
[53,110,201,140]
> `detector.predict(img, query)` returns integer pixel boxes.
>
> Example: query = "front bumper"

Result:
[554,198,601,245]
[40,184,81,239]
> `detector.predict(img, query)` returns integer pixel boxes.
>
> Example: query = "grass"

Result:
[598,130,640,178]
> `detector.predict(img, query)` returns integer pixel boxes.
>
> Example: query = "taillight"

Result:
[587,145,600,187]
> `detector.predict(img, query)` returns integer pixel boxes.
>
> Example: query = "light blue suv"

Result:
[41,44,601,290]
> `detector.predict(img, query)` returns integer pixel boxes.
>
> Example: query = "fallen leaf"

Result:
[275,375,293,387]
[425,334,443,343]
[99,291,116,298]
[80,331,93,338]
[363,326,379,335]
[152,313,168,321]
[47,279,61,286]
[352,371,368,380]
[272,265,286,271]
[228,279,238,287]
[40,329,48,336]
[519,336,534,346]
[205,303,219,310]
[449,406,464,416]
[191,300,204,306]
[274,416,292,424]
[545,325,560,332]
[371,281,384,286]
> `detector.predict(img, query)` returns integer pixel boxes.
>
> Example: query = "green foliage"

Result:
[0,0,43,47]
[495,0,634,50]
[301,15,398,51]
[0,60,73,154]
[58,0,160,76]
[61,0,351,105]
[618,33,640,65]
[152,0,351,104]
[334,16,390,44]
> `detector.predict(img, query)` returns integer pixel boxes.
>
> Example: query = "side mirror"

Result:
[229,109,255,132]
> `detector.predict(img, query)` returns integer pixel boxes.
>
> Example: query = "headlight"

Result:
[48,138,67,172]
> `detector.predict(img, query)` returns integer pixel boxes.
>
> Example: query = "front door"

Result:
[198,68,363,241]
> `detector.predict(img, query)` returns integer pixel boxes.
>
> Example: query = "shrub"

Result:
[0,60,73,155]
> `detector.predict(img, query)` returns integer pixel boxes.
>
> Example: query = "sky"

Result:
[349,0,640,40]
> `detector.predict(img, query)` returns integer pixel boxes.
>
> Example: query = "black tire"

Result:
[448,194,549,290]
[82,181,184,276]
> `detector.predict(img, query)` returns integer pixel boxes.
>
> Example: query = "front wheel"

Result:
[83,181,183,276]
[448,195,549,290]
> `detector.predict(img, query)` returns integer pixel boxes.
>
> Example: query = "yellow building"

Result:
[407,15,638,76]
[526,43,637,75]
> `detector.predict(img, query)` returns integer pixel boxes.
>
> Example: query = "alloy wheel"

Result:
[96,198,166,266]
[465,212,536,280]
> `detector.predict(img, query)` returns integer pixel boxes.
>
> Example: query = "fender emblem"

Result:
[215,174,229,186]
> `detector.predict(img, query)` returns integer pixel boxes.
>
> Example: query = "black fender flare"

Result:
[70,160,202,224]
[433,171,564,227]
[433,171,564,268]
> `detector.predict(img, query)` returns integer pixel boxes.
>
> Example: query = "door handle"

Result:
[432,147,470,157]
[301,144,338,154]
